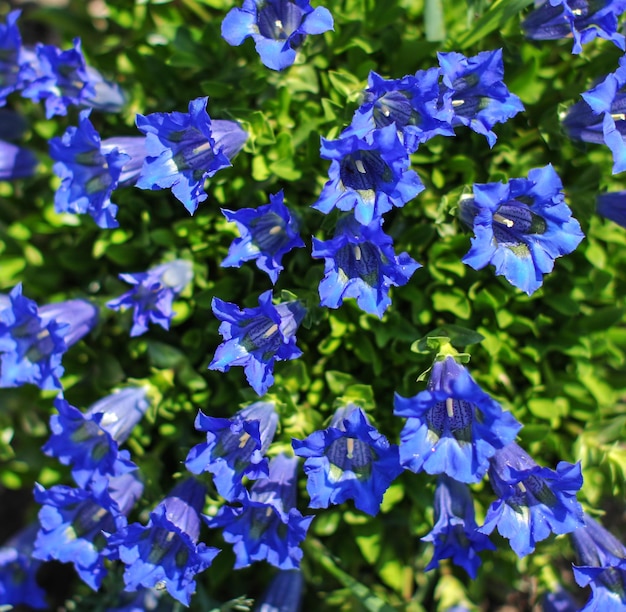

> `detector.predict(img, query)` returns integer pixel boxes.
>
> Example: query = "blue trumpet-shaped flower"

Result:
[349,68,454,152]
[312,214,420,317]
[185,401,279,501]
[0,524,47,609]
[522,0,626,54]
[222,0,334,71]
[209,291,305,396]
[42,388,150,488]
[208,454,313,569]
[292,404,403,516]
[0,284,98,390]
[221,191,305,284]
[459,165,584,295]
[135,97,247,214]
[50,110,145,228]
[312,124,424,225]
[254,570,304,612]
[0,139,37,180]
[438,49,524,148]
[0,11,33,106]
[106,259,193,337]
[422,475,495,578]
[570,514,626,611]
[394,355,521,483]
[33,473,143,590]
[598,191,626,228]
[110,478,219,606]
[479,442,584,558]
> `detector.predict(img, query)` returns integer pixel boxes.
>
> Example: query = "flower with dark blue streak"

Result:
[394,355,521,483]
[209,291,305,396]
[313,124,424,225]
[135,97,247,214]
[349,68,454,152]
[459,165,584,295]
[222,191,304,284]
[222,0,334,71]
[0,11,33,106]
[33,473,143,591]
[0,139,37,180]
[110,478,219,606]
[0,284,98,390]
[522,0,626,54]
[292,404,403,516]
[422,475,495,578]
[43,388,150,488]
[479,442,584,558]
[185,401,279,501]
[106,259,193,337]
[50,110,145,228]
[570,514,626,610]
[312,214,420,317]
[0,524,47,609]
[254,570,304,612]
[208,454,313,569]
[438,49,524,147]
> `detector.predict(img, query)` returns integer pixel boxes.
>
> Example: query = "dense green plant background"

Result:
[2,0,626,609]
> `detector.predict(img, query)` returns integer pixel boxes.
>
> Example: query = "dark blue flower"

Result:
[348,68,454,152]
[312,124,424,225]
[221,190,305,284]
[570,514,626,610]
[0,138,37,180]
[209,291,305,396]
[394,355,521,483]
[421,475,495,578]
[292,404,403,516]
[311,214,420,317]
[208,454,313,569]
[459,165,584,295]
[135,97,247,214]
[254,570,304,612]
[0,11,33,106]
[110,478,219,606]
[598,191,626,227]
[522,0,626,54]
[0,524,47,609]
[222,0,334,71]
[42,388,150,488]
[185,401,279,501]
[33,473,143,590]
[50,110,145,229]
[479,442,584,558]
[542,587,579,612]
[563,55,626,174]
[0,284,98,390]
[106,259,193,337]
[438,49,524,148]
[105,587,169,612]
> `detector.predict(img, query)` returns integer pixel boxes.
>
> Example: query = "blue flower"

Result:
[106,259,193,337]
[394,355,521,483]
[522,0,626,54]
[459,165,584,295]
[563,55,626,174]
[185,401,279,501]
[221,190,305,284]
[254,570,304,612]
[348,68,454,152]
[209,291,305,396]
[570,514,626,610]
[422,475,495,579]
[222,0,334,71]
[208,454,313,569]
[0,284,98,390]
[312,124,424,225]
[110,478,219,606]
[42,388,150,488]
[438,49,524,148]
[33,473,143,590]
[0,138,37,180]
[0,11,33,106]
[598,191,626,228]
[311,214,420,317]
[0,524,47,609]
[105,587,168,612]
[50,110,145,229]
[292,404,403,516]
[135,97,247,214]
[542,587,579,612]
[479,442,584,558]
